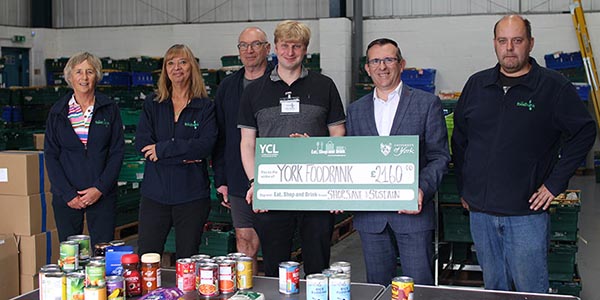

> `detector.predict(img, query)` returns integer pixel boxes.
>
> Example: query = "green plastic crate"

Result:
[440,205,472,243]
[118,157,145,182]
[221,55,242,67]
[164,228,236,256]
[45,57,69,73]
[117,181,141,210]
[101,58,130,71]
[439,170,460,204]
[556,67,587,82]
[550,203,580,242]
[208,197,232,224]
[0,128,34,150]
[205,85,218,99]
[20,86,68,106]
[0,88,12,106]
[548,242,577,282]
[549,269,582,297]
[120,108,141,128]
[21,104,52,125]
[355,83,375,99]
[303,53,320,68]
[129,56,162,72]
[201,69,219,85]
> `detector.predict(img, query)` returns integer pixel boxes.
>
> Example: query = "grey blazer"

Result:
[346,85,450,233]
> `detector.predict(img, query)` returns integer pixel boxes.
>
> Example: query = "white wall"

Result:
[2,13,599,102]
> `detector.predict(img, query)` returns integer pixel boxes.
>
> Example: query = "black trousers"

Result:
[137,197,210,259]
[52,195,116,249]
[254,211,334,277]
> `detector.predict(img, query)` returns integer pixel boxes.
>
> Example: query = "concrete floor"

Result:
[328,174,598,299]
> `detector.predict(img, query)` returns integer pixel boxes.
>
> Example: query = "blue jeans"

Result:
[470,211,549,293]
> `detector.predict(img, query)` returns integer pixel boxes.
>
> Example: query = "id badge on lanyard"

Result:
[280,91,300,115]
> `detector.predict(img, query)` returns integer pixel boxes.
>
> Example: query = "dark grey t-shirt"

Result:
[237,67,346,137]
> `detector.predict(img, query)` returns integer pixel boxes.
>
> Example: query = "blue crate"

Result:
[100,72,131,86]
[131,72,153,86]
[46,72,67,86]
[545,52,583,70]
[402,68,436,86]
[2,106,23,123]
[572,83,590,101]
[408,84,435,94]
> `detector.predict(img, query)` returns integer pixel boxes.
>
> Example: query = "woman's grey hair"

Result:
[63,52,103,88]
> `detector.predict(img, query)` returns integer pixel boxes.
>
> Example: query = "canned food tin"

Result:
[109,240,125,247]
[41,272,65,300]
[197,263,219,297]
[85,261,106,287]
[218,259,237,294]
[67,235,91,260]
[39,264,62,297]
[190,254,211,261]
[306,273,328,300]
[330,261,351,275]
[66,272,85,300]
[89,256,106,264]
[59,241,79,272]
[227,252,246,259]
[236,256,253,290]
[329,273,351,300]
[322,268,342,277]
[391,276,414,300]
[94,243,111,257]
[176,258,196,292]
[212,256,228,262]
[84,286,107,300]
[278,261,300,294]
[106,275,126,300]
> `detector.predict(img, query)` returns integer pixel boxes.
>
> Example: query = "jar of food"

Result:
[121,253,141,297]
[141,253,161,295]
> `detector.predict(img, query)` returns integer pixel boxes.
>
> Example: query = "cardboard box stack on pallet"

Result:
[0,151,59,298]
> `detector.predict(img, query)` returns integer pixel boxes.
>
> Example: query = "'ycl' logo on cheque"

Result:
[259,143,279,157]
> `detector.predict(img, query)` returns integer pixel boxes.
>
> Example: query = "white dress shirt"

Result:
[373,82,403,136]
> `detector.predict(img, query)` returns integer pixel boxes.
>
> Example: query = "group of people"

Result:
[44,14,596,294]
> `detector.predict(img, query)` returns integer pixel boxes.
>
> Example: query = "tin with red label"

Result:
[278,261,300,294]
[218,259,237,294]
[197,263,219,297]
[176,258,196,292]
[236,256,253,290]
[391,276,414,300]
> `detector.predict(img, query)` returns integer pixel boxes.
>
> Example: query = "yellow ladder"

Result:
[570,0,600,129]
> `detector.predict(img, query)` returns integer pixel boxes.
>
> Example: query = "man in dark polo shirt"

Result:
[212,26,273,275]
[238,20,346,277]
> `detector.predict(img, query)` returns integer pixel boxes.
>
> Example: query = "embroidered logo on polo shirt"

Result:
[184,120,199,129]
[516,99,535,111]
[94,119,110,127]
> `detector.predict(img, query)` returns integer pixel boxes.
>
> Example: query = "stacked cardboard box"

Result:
[0,234,19,299]
[0,151,59,295]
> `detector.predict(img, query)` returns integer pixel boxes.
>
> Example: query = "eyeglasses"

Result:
[367,57,399,66]
[237,41,268,51]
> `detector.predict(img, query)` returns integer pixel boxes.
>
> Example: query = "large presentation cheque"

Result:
[253,135,419,211]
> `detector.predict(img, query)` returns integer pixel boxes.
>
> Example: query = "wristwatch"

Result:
[248,178,255,187]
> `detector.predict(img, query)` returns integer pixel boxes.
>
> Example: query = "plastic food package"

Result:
[138,287,184,300]
[229,290,266,300]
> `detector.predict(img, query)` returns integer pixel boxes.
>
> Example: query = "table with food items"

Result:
[10,236,386,300]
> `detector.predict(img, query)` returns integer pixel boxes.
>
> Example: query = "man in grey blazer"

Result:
[346,38,450,285]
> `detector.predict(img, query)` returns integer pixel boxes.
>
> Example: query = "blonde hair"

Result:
[156,44,207,102]
[274,20,311,47]
[63,52,103,89]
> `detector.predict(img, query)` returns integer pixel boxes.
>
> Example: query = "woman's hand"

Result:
[67,195,86,210]
[142,144,158,162]
[78,187,102,207]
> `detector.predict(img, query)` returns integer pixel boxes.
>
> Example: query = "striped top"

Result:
[68,96,94,146]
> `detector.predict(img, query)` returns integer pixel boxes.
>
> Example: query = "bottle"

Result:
[141,253,161,295]
[121,253,142,297]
